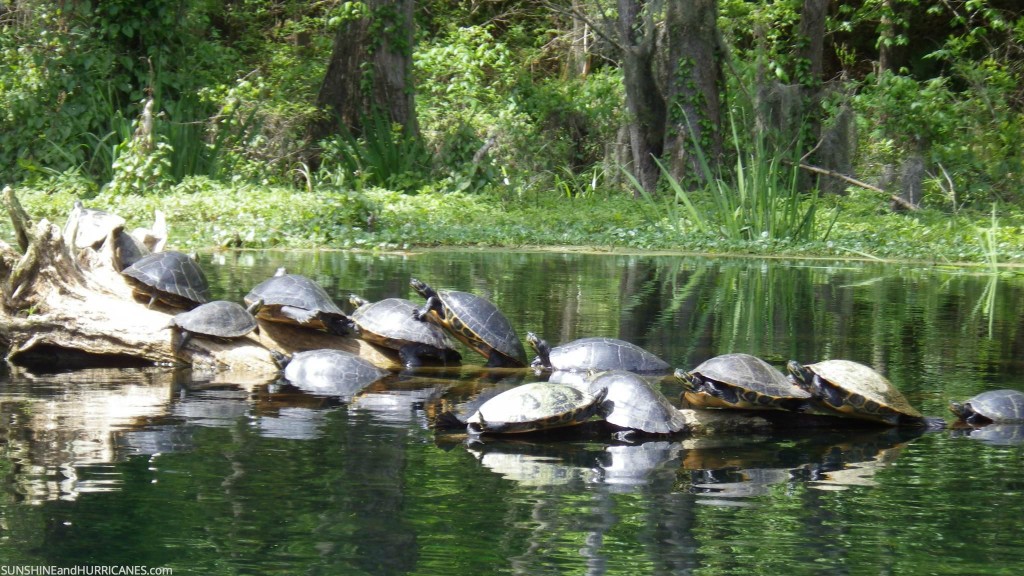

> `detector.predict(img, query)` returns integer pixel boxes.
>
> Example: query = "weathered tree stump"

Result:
[0,186,399,382]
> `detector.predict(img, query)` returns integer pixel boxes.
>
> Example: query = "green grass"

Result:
[5,174,1024,267]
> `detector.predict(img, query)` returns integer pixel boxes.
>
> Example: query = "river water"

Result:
[1,250,1022,575]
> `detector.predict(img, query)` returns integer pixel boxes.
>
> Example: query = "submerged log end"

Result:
[681,408,773,436]
[182,336,284,385]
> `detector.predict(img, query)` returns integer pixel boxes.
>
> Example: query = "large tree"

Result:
[662,0,723,183]
[308,0,418,149]
[612,0,724,195]
[617,0,666,196]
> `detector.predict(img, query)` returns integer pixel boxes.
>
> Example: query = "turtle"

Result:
[949,389,1024,425]
[527,333,670,373]
[348,295,461,367]
[167,300,260,351]
[282,349,390,398]
[112,229,150,270]
[465,382,607,434]
[244,268,351,335]
[63,201,126,249]
[676,353,812,411]
[787,359,940,427]
[410,278,527,368]
[122,250,211,309]
[431,384,520,430]
[583,370,687,435]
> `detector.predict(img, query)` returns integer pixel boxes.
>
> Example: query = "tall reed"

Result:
[627,112,823,243]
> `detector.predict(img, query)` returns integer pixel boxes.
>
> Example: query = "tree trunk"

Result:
[878,0,896,75]
[618,0,666,196]
[662,0,723,183]
[795,0,829,191]
[309,0,418,148]
[568,0,592,78]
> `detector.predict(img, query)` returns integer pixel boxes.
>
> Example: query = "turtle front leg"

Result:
[412,296,441,322]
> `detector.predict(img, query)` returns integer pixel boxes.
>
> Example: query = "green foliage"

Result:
[318,114,430,193]
[626,113,822,244]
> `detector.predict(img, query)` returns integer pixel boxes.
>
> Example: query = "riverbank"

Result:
[6,176,1024,268]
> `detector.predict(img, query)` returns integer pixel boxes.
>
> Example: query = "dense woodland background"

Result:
[1,0,1023,251]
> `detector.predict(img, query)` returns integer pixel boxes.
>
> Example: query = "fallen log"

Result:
[0,186,400,381]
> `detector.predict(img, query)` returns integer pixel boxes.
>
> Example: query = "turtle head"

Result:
[949,400,969,419]
[786,360,813,389]
[274,267,287,277]
[269,350,291,369]
[245,299,263,315]
[672,368,699,391]
[409,278,436,299]
[526,332,552,367]
[349,294,369,309]
[590,386,611,418]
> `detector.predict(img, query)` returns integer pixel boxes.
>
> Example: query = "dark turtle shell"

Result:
[122,250,211,309]
[112,229,150,271]
[787,359,923,425]
[349,295,460,366]
[465,382,606,434]
[245,270,350,335]
[411,278,526,367]
[950,389,1024,424]
[527,333,670,373]
[168,300,258,350]
[283,349,389,398]
[677,353,811,411]
[584,370,686,434]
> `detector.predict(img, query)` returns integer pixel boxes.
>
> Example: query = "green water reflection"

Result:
[1,251,1023,575]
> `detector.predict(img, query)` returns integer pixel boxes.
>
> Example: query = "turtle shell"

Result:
[788,359,922,424]
[678,353,811,411]
[411,279,526,367]
[465,382,606,434]
[584,371,686,434]
[245,272,349,334]
[528,334,669,373]
[113,229,150,270]
[950,389,1024,424]
[64,201,126,249]
[349,296,460,365]
[283,349,389,398]
[170,300,258,339]
[122,251,211,309]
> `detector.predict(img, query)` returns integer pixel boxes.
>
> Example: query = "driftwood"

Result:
[791,161,920,211]
[0,186,400,382]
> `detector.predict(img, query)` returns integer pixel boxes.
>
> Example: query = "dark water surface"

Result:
[2,250,1024,575]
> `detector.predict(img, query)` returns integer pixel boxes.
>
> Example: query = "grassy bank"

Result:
[6,177,1024,268]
